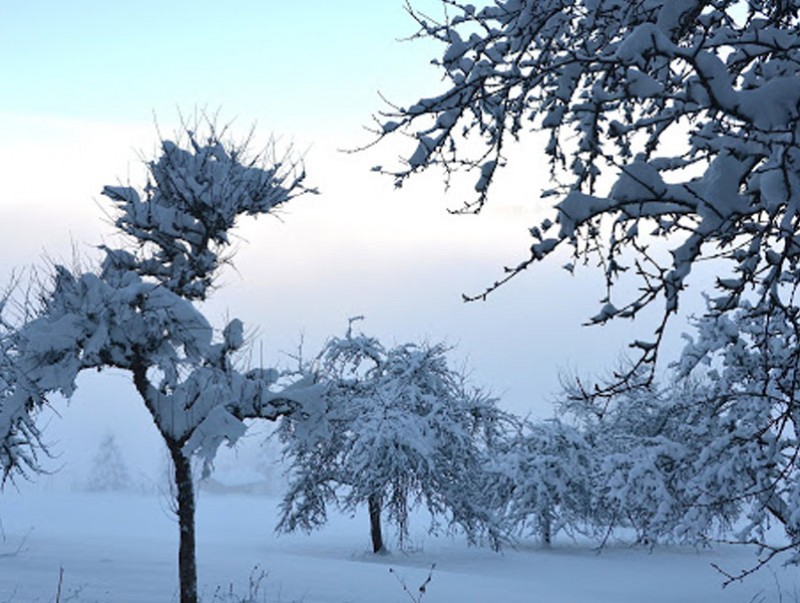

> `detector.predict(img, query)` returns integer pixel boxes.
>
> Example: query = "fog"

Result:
[0,117,710,492]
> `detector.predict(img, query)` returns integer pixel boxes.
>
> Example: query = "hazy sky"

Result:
[1,1,703,485]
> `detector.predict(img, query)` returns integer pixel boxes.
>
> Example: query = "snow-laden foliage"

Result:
[485,376,731,548]
[376,0,800,381]
[671,300,800,570]
[277,322,510,550]
[0,294,39,481]
[553,356,800,577]
[0,127,318,603]
[561,373,737,547]
[0,132,318,484]
[486,418,593,545]
[103,133,308,300]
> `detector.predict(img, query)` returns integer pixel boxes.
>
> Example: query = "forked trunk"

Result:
[368,493,385,553]
[169,443,198,603]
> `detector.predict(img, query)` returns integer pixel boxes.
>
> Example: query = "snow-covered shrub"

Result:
[671,301,800,573]
[557,324,800,573]
[555,368,748,551]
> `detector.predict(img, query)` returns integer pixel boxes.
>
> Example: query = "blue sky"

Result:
[1,1,689,483]
[1,1,441,131]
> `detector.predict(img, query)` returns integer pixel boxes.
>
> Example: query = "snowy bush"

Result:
[551,324,800,574]
[672,301,800,575]
[487,418,593,546]
[554,366,768,558]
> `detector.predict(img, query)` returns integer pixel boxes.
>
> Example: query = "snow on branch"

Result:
[0,125,319,485]
[103,128,314,300]
[373,0,800,386]
[278,323,512,550]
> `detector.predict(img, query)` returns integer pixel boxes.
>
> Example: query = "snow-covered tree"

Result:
[543,363,800,575]
[374,0,800,387]
[277,321,509,552]
[481,372,750,550]
[561,372,724,545]
[0,125,320,603]
[670,302,800,577]
[84,433,131,492]
[487,418,593,546]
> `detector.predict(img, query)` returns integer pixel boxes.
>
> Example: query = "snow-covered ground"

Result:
[1,489,797,603]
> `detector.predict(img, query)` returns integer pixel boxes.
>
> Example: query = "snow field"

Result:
[1,490,797,602]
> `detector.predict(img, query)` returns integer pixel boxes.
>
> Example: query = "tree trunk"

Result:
[368,493,385,554]
[540,510,552,548]
[169,444,198,603]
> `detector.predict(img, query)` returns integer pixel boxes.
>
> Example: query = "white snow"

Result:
[0,488,796,602]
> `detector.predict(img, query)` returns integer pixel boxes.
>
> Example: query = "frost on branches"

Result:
[487,384,729,550]
[375,0,800,382]
[277,321,510,553]
[561,373,733,546]
[0,127,319,603]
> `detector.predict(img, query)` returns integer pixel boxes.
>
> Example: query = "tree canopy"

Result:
[375,0,800,384]
[278,322,510,552]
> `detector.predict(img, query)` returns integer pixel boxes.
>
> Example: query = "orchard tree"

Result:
[561,371,736,547]
[557,359,800,579]
[671,302,800,579]
[487,418,593,546]
[0,125,320,603]
[374,0,800,390]
[487,374,746,550]
[277,321,509,552]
